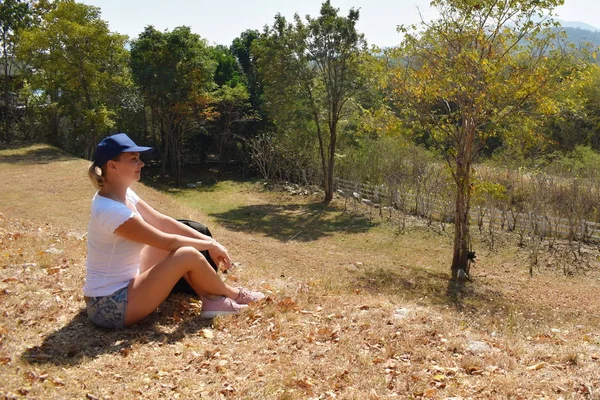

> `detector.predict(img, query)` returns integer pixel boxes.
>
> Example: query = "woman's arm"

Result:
[136,199,215,242]
[115,216,232,268]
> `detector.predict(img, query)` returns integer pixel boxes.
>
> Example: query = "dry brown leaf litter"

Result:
[1,146,600,399]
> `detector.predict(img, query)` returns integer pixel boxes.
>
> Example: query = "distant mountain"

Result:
[555,27,600,49]
[555,19,599,32]
[549,19,600,50]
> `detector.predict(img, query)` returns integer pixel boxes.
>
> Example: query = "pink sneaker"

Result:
[200,296,247,319]
[235,288,266,305]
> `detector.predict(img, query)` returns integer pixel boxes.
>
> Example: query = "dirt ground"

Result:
[1,144,599,399]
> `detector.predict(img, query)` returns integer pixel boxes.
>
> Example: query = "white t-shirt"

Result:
[83,188,145,297]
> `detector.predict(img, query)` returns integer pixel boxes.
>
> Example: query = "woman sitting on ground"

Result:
[84,133,263,329]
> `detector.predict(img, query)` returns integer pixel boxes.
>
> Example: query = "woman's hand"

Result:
[208,241,232,271]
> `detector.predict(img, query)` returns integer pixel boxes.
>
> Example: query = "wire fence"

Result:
[334,177,600,242]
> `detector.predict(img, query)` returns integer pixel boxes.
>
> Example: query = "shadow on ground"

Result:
[353,265,510,315]
[20,295,211,367]
[140,163,247,191]
[210,202,374,242]
[0,145,73,165]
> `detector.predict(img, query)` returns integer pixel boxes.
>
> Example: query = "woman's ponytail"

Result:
[88,163,105,189]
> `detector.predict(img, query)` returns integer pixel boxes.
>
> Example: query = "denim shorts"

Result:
[85,286,129,329]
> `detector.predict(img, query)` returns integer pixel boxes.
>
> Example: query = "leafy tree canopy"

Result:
[17,0,130,155]
[389,0,581,275]
[211,44,246,88]
[254,0,368,203]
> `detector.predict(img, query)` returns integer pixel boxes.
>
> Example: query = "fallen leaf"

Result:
[45,266,61,275]
[260,283,275,292]
[220,383,235,394]
[51,377,65,386]
[159,383,177,390]
[201,329,214,339]
[45,247,63,255]
[369,388,380,399]
[294,378,315,389]
[277,297,297,311]
[119,347,131,357]
[317,327,332,336]
[216,360,228,373]
[527,362,548,371]
[464,365,482,375]
[486,365,499,373]
[25,371,48,382]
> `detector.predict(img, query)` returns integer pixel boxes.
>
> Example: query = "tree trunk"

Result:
[305,82,328,203]
[161,129,169,177]
[171,129,181,186]
[3,29,11,143]
[48,101,60,146]
[451,123,475,279]
[451,163,471,279]
[323,122,337,205]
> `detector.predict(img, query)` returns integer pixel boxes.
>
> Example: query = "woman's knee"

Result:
[172,246,208,266]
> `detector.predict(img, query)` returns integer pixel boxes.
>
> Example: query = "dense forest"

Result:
[2,0,600,275]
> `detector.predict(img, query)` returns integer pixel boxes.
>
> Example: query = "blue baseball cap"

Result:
[93,133,153,167]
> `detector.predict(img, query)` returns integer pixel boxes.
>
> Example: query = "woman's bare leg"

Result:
[125,247,239,326]
[139,245,169,273]
[139,230,206,295]
[139,220,210,273]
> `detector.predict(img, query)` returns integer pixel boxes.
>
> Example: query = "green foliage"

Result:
[0,0,33,142]
[6,0,600,198]
[202,83,256,164]
[542,63,600,152]
[17,0,130,156]
[0,0,31,66]
[391,0,575,157]
[212,44,246,88]
[254,0,368,202]
[471,180,508,206]
[201,45,257,165]
[231,29,263,114]
[336,135,418,185]
[131,26,215,107]
[130,25,216,183]
[389,0,576,273]
[545,145,600,179]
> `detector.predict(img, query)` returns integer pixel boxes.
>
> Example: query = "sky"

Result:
[80,0,600,48]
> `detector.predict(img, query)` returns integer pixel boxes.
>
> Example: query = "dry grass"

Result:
[1,144,600,399]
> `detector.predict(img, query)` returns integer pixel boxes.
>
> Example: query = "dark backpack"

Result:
[171,219,218,295]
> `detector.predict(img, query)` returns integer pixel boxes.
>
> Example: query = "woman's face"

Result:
[107,152,144,184]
